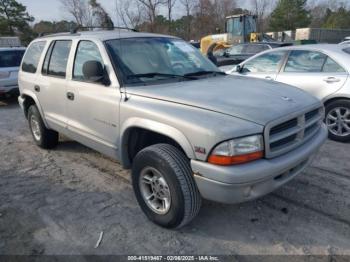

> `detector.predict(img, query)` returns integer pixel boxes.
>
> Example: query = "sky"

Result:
[18,0,252,25]
[18,0,117,23]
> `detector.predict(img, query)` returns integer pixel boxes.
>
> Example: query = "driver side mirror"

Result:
[83,60,110,86]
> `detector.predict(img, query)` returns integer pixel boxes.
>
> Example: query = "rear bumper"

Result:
[191,124,328,204]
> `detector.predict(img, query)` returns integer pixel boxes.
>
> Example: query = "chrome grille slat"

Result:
[265,106,324,159]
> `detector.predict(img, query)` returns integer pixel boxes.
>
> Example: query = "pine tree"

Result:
[269,0,311,31]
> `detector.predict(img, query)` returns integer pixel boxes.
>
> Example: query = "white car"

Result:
[0,47,26,98]
[227,44,350,142]
[339,40,350,46]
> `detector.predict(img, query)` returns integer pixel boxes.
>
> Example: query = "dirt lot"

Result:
[1,97,350,256]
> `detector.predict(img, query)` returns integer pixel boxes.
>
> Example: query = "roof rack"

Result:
[70,26,138,34]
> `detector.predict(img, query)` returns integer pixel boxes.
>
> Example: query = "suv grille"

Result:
[265,107,324,158]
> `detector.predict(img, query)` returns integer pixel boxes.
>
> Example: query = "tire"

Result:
[132,144,201,229]
[325,99,350,142]
[28,105,59,149]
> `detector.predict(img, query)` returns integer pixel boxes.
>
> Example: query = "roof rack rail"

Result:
[70,26,138,34]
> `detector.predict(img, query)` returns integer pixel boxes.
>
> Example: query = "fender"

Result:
[21,90,49,128]
[120,117,195,167]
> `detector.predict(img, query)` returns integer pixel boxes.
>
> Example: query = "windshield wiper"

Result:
[127,72,195,80]
[184,70,226,77]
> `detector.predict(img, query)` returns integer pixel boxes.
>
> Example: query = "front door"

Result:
[239,50,287,81]
[66,40,120,158]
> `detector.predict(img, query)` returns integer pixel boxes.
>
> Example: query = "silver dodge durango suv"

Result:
[18,30,327,229]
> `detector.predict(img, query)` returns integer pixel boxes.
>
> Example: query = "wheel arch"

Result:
[20,91,49,127]
[120,118,195,169]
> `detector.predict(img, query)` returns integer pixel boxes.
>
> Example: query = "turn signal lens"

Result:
[208,151,263,165]
[208,135,264,166]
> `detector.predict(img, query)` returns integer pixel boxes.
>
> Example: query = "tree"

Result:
[0,0,34,35]
[115,0,143,28]
[60,0,93,27]
[165,0,176,32]
[33,20,78,35]
[178,0,196,39]
[250,0,276,32]
[135,0,165,32]
[89,0,114,28]
[269,0,311,31]
[322,7,350,29]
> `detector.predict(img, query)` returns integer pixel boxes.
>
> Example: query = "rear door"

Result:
[239,50,287,81]
[36,40,72,129]
[275,50,348,100]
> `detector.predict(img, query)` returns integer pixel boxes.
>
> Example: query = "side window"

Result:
[285,50,326,72]
[73,41,103,81]
[322,57,346,73]
[243,51,285,73]
[47,40,72,77]
[42,42,55,75]
[21,41,46,73]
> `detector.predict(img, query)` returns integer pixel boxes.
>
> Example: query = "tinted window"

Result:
[323,57,346,73]
[73,41,103,81]
[21,41,46,73]
[0,50,25,68]
[48,41,71,77]
[243,51,285,73]
[285,50,326,72]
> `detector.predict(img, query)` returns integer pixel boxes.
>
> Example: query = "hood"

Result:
[126,75,320,125]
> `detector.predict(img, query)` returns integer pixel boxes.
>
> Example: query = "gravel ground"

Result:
[1,97,350,256]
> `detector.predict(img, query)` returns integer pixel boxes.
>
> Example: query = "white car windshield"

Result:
[105,37,222,86]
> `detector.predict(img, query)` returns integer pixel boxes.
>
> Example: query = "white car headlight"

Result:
[208,135,264,165]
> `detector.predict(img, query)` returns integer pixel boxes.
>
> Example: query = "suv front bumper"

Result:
[191,124,328,204]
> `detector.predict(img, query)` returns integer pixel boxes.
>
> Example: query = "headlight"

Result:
[208,135,264,165]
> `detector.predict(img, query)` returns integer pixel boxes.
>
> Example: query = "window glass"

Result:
[285,50,326,72]
[227,44,245,55]
[245,44,269,54]
[105,37,219,86]
[48,40,72,77]
[73,41,103,80]
[322,57,346,72]
[242,51,285,73]
[0,50,25,68]
[42,42,54,74]
[21,41,46,73]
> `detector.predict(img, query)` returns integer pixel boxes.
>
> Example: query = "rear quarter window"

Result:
[21,41,46,73]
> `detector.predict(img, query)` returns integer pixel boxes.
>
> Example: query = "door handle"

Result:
[34,85,40,92]
[265,76,273,80]
[323,77,340,83]
[66,92,75,101]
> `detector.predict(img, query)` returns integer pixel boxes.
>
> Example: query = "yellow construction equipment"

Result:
[201,14,268,55]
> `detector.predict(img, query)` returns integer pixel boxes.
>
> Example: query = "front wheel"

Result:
[325,100,350,142]
[132,144,201,229]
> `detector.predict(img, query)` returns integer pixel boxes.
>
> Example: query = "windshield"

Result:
[105,37,220,86]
